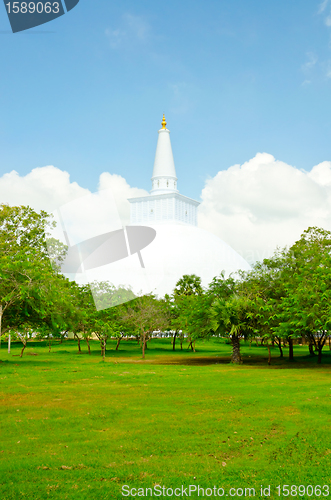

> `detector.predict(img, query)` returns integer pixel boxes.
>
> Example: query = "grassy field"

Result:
[0,338,330,499]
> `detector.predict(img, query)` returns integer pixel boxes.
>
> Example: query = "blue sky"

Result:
[0,0,331,201]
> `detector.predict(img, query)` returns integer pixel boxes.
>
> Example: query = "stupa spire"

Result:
[151,115,178,194]
[128,116,200,227]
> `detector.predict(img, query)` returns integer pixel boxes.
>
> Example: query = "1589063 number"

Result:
[276,485,330,497]
[5,2,60,14]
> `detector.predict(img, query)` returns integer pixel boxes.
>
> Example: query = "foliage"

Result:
[2,203,331,366]
[0,204,70,353]
[123,294,170,358]
[279,227,331,363]
[210,293,253,364]
[173,274,204,296]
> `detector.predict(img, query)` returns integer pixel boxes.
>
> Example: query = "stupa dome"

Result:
[80,221,250,298]
[147,223,251,292]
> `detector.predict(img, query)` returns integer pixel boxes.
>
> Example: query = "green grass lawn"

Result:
[0,338,330,499]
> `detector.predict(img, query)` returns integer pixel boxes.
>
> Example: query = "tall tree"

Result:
[0,204,57,347]
[279,227,331,364]
[171,275,208,351]
[210,293,253,364]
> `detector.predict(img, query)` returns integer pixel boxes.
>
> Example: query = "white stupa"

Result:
[51,115,251,306]
[127,115,251,296]
[129,114,199,226]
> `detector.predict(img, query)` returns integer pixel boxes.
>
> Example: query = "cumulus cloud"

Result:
[0,165,148,240]
[2,156,331,266]
[198,153,331,263]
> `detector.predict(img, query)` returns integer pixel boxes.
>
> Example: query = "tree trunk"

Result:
[308,342,316,356]
[142,332,146,359]
[231,334,242,364]
[20,342,27,358]
[86,337,91,355]
[278,344,283,358]
[267,345,271,365]
[193,340,196,353]
[101,339,106,361]
[74,333,81,353]
[288,338,294,361]
[115,337,122,351]
[188,340,194,351]
[48,338,52,353]
[275,337,283,358]
[173,330,178,351]
[317,338,326,364]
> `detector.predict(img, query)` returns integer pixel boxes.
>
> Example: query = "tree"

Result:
[0,204,70,353]
[172,274,212,351]
[208,272,236,300]
[241,228,331,364]
[173,274,204,297]
[211,293,253,364]
[86,281,137,359]
[279,227,331,364]
[239,252,289,361]
[89,281,136,311]
[123,295,170,359]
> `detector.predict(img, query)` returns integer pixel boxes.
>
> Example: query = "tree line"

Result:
[1,204,330,364]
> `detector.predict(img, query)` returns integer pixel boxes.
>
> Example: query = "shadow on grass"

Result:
[153,353,331,368]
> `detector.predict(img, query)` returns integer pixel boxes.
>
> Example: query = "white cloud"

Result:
[123,13,149,40]
[318,0,329,14]
[105,13,150,49]
[2,156,331,266]
[0,166,88,211]
[198,153,331,263]
[0,166,148,233]
[105,28,124,49]
[98,171,148,226]
[301,52,318,73]
[310,4,331,79]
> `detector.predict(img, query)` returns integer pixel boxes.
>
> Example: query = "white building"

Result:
[55,116,251,305]
[129,115,200,226]
[125,115,251,296]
